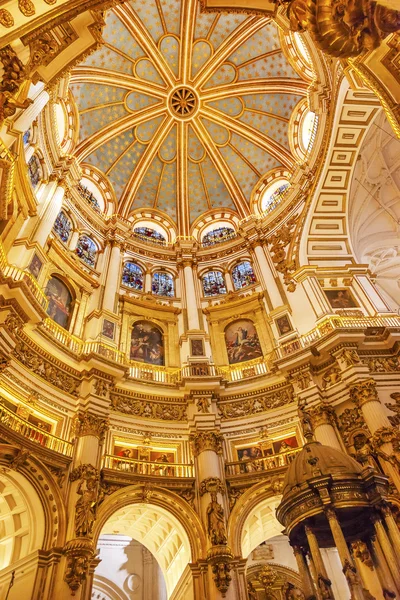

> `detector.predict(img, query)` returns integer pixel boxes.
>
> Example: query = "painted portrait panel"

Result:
[191,339,204,357]
[225,319,263,364]
[45,276,73,330]
[275,314,293,336]
[114,445,138,459]
[150,451,175,463]
[102,319,115,340]
[28,254,43,280]
[237,446,262,461]
[272,436,298,454]
[130,321,164,365]
[324,288,358,309]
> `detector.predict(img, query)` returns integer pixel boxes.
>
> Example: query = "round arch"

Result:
[227,479,283,557]
[93,485,207,595]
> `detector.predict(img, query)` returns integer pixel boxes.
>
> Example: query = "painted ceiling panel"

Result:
[70,0,314,233]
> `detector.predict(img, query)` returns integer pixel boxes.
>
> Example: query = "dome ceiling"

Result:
[70,0,309,234]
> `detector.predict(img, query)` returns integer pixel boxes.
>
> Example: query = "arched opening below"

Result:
[97,503,193,599]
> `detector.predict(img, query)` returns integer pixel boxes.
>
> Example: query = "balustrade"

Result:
[225,447,301,476]
[103,454,194,478]
[0,402,73,456]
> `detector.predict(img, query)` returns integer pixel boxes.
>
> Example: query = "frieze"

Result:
[362,356,400,373]
[110,393,187,421]
[218,387,293,419]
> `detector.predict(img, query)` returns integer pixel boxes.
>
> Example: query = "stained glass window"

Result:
[202,271,227,297]
[261,181,290,212]
[122,262,143,290]
[27,155,41,188]
[23,130,31,145]
[53,211,72,243]
[152,272,174,297]
[77,182,101,213]
[202,227,236,246]
[75,235,97,267]
[232,261,256,290]
[133,227,166,243]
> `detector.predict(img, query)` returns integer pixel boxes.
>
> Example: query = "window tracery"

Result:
[202,227,236,247]
[75,235,97,268]
[122,262,144,290]
[53,211,72,243]
[232,262,256,290]
[152,272,174,297]
[27,155,41,188]
[202,271,227,297]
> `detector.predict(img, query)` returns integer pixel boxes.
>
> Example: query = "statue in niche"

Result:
[207,492,227,545]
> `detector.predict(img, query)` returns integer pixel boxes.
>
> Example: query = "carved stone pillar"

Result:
[370,535,399,598]
[325,508,364,600]
[372,513,400,590]
[380,505,400,570]
[183,259,200,330]
[305,524,334,599]
[252,242,282,308]
[309,405,342,451]
[351,540,385,600]
[292,544,317,599]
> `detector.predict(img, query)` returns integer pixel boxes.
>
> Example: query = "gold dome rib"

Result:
[179,0,197,85]
[71,68,168,98]
[193,16,270,89]
[202,79,309,101]
[177,121,190,235]
[119,115,175,217]
[115,3,177,89]
[191,117,250,220]
[201,105,295,169]
[75,104,167,162]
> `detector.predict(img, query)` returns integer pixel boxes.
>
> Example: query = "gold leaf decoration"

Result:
[18,0,35,17]
[44,0,57,4]
[0,9,14,28]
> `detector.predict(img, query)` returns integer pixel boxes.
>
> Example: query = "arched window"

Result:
[202,271,227,297]
[77,182,102,213]
[232,261,256,290]
[130,321,164,365]
[45,276,74,330]
[202,227,236,246]
[53,211,72,243]
[122,262,143,290]
[152,272,174,297]
[134,227,166,244]
[75,235,97,267]
[261,180,290,212]
[27,155,41,188]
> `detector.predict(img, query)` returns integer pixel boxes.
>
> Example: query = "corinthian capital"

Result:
[309,404,337,429]
[350,379,378,407]
[73,410,109,441]
[190,429,223,456]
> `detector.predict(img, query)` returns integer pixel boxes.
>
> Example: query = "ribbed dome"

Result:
[282,440,363,496]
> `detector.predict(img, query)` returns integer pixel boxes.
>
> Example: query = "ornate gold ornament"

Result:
[64,538,95,596]
[18,0,35,16]
[284,582,306,600]
[207,492,228,546]
[351,540,374,570]
[0,46,32,122]
[2,448,30,472]
[350,379,378,407]
[190,429,223,456]
[321,364,341,389]
[386,392,400,426]
[258,564,278,591]
[69,464,100,538]
[200,477,225,496]
[291,369,312,391]
[111,392,186,421]
[297,398,315,441]
[285,0,400,59]
[363,356,400,372]
[196,397,210,413]
[169,86,198,118]
[268,215,298,292]
[218,387,293,419]
[339,347,360,368]
[309,404,337,429]
[228,486,243,510]
[28,33,59,69]
[0,9,14,27]
[207,545,234,597]
[338,406,368,443]
[73,411,109,441]
[94,378,110,397]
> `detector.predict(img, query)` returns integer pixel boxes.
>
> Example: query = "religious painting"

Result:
[45,276,73,330]
[28,254,42,280]
[114,444,138,459]
[324,288,358,309]
[224,319,263,364]
[191,339,204,357]
[272,436,298,454]
[237,446,262,461]
[130,321,164,365]
[150,451,174,463]
[102,319,115,340]
[275,314,293,336]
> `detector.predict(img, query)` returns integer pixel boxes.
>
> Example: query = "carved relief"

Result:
[363,356,400,372]
[190,430,223,456]
[350,379,379,407]
[196,397,210,413]
[339,348,360,368]
[0,10,14,28]
[200,477,225,496]
[386,392,400,426]
[338,406,368,443]
[309,404,337,429]
[351,540,374,570]
[64,538,95,596]
[212,560,232,596]
[110,392,186,421]
[0,46,32,121]
[321,364,341,389]
[218,387,293,419]
[268,215,298,292]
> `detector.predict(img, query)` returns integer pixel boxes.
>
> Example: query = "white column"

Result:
[184,261,200,330]
[253,243,282,308]
[145,270,152,293]
[102,242,121,313]
[13,89,50,133]
[32,184,65,247]
[224,269,234,292]
[69,230,80,250]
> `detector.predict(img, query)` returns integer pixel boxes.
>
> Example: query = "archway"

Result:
[92,486,207,599]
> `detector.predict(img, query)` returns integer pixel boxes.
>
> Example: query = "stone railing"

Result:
[0,402,73,456]
[0,243,48,311]
[219,355,273,382]
[225,447,301,476]
[103,454,194,478]
[277,314,400,358]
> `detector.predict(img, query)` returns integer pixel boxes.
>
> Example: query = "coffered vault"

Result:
[69,0,313,234]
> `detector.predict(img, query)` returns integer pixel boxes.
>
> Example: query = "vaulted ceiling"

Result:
[70,0,311,233]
